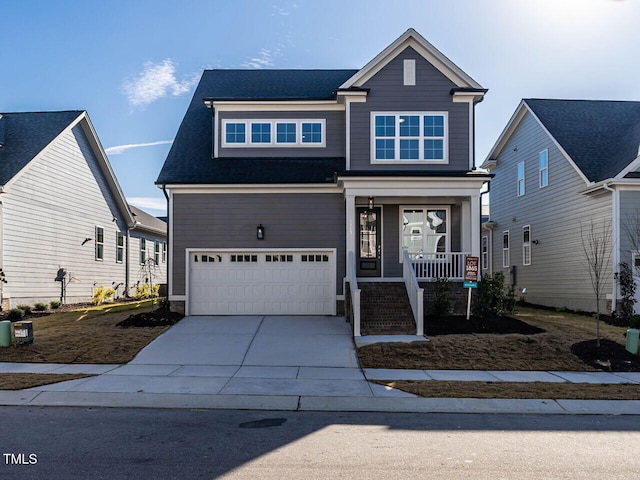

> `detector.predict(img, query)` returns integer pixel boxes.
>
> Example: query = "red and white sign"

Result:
[464,256,479,282]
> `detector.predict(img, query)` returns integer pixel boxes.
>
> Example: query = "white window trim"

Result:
[539,149,549,188]
[370,111,449,164]
[398,205,451,263]
[140,238,147,265]
[116,232,124,264]
[523,225,531,266]
[221,119,326,148]
[95,226,104,262]
[517,161,525,197]
[482,235,489,270]
[154,241,160,264]
[502,230,510,268]
[162,242,167,263]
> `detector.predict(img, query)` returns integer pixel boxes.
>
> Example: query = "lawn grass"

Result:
[0,373,94,390]
[0,299,172,364]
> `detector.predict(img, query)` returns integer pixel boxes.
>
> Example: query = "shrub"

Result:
[473,271,516,318]
[134,283,151,300]
[7,308,24,320]
[431,277,452,317]
[49,300,61,309]
[152,284,160,298]
[631,314,640,329]
[91,286,115,305]
[617,262,636,325]
[16,304,31,315]
[33,303,48,312]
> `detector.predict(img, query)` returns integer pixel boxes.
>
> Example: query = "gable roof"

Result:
[157,70,354,185]
[129,205,167,236]
[340,28,483,90]
[484,99,640,183]
[0,110,135,226]
[0,111,84,185]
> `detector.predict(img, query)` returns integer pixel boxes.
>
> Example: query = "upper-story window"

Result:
[95,226,104,261]
[371,112,447,163]
[222,120,325,147]
[517,161,525,196]
[539,149,549,188]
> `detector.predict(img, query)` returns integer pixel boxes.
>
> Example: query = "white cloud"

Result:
[123,59,198,107]
[128,197,167,213]
[105,140,173,155]
[241,49,276,69]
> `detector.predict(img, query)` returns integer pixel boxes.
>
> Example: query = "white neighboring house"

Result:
[0,110,167,309]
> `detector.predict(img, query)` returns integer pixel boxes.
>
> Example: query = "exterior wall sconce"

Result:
[257,224,265,240]
[532,240,539,245]
[368,196,374,209]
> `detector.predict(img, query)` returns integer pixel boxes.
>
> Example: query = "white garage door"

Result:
[188,250,336,315]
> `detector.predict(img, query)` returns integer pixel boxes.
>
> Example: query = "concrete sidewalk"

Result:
[0,315,639,415]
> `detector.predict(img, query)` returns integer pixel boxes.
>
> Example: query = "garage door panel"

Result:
[189,251,335,315]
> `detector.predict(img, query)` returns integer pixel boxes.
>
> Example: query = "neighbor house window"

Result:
[482,235,489,270]
[154,241,160,264]
[162,242,167,263]
[95,227,104,261]
[517,161,525,196]
[502,231,510,268]
[222,120,325,147]
[116,232,124,264]
[140,238,146,265]
[539,149,549,188]
[400,207,449,259]
[523,225,531,266]
[372,112,447,162]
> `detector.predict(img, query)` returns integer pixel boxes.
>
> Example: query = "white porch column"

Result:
[461,198,471,253]
[470,193,481,258]
[345,194,356,281]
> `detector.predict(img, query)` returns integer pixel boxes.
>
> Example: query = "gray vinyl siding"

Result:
[350,46,470,171]
[619,189,640,266]
[171,192,345,295]
[1,124,130,307]
[489,111,613,312]
[218,111,345,158]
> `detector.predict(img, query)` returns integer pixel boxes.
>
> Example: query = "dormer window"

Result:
[371,112,448,163]
[222,119,325,147]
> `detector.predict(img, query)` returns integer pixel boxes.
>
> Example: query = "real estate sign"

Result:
[464,256,480,319]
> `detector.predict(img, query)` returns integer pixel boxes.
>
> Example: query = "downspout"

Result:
[162,185,170,307]
[603,182,618,311]
[125,228,131,297]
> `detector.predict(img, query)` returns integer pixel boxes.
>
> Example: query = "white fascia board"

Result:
[615,155,640,179]
[481,100,527,169]
[210,101,344,112]
[339,176,489,197]
[162,184,342,194]
[452,91,486,103]
[580,178,640,195]
[340,28,482,90]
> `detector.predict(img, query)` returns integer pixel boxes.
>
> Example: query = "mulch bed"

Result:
[426,315,546,336]
[116,309,184,328]
[571,338,640,372]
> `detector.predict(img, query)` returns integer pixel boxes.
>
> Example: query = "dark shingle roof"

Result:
[0,111,83,185]
[525,99,640,182]
[156,70,357,185]
[129,205,167,235]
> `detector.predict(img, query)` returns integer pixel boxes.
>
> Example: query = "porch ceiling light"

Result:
[368,196,374,209]
[257,224,265,240]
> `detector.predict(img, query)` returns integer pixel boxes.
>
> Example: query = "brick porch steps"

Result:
[359,282,416,335]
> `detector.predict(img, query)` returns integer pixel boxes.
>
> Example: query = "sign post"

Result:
[464,256,479,320]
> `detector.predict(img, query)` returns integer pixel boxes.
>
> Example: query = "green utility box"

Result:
[626,328,639,355]
[13,321,33,346]
[0,321,11,347]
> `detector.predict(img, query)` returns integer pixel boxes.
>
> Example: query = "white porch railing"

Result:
[402,249,424,336]
[347,251,361,337]
[407,252,470,281]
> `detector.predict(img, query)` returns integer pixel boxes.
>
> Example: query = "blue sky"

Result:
[2,0,639,216]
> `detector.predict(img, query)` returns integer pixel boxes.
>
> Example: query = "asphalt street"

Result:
[2,407,640,479]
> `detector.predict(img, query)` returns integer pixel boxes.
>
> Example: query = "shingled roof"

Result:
[156,70,357,185]
[0,111,84,185]
[525,99,640,182]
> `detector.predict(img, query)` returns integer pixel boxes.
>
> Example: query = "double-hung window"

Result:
[140,238,146,265]
[517,161,525,196]
[372,112,447,162]
[154,241,160,264]
[222,120,324,147]
[482,235,489,270]
[116,232,124,263]
[400,207,449,259]
[523,226,531,266]
[502,231,510,268]
[162,242,167,263]
[539,149,549,188]
[95,227,104,261]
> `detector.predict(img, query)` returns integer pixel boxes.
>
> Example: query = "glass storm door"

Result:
[357,207,381,277]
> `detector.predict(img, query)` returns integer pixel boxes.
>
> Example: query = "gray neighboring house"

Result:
[157,29,490,334]
[129,205,168,293]
[0,110,167,309]
[482,99,640,313]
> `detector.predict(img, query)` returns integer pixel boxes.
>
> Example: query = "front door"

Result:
[356,207,381,277]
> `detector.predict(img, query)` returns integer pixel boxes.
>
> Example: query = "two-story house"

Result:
[0,110,167,308]
[157,29,489,335]
[482,99,640,314]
